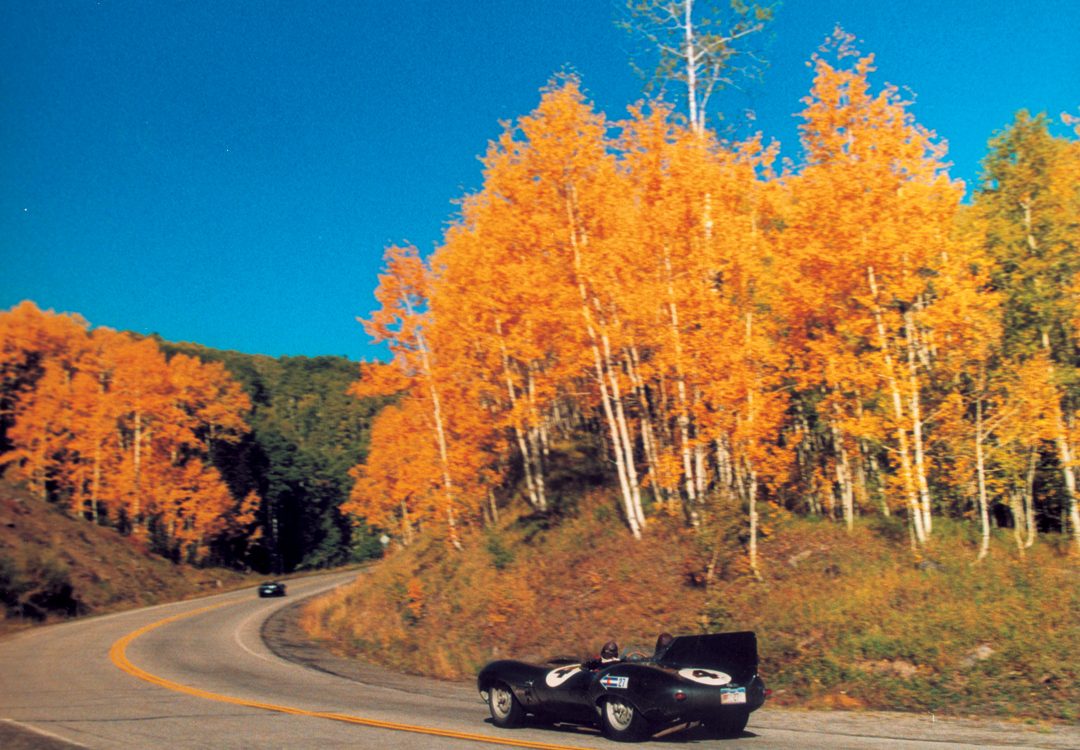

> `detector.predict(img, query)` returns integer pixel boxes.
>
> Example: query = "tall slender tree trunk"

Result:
[496,325,545,511]
[566,188,643,539]
[132,409,143,527]
[662,245,700,521]
[600,323,646,532]
[1009,490,1026,557]
[91,441,102,523]
[974,391,991,562]
[743,313,763,580]
[904,309,933,535]
[830,419,855,530]
[525,366,549,507]
[1024,447,1037,548]
[411,317,462,550]
[627,347,666,506]
[683,0,701,135]
[1042,332,1080,554]
[868,266,926,546]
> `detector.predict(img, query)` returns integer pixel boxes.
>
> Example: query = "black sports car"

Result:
[477,631,766,741]
[257,581,286,598]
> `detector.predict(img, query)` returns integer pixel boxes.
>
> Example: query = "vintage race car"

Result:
[257,581,287,598]
[477,631,767,741]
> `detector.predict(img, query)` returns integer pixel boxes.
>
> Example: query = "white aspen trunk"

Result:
[411,317,462,551]
[1042,332,1080,554]
[133,410,143,525]
[526,367,548,508]
[640,416,662,504]
[662,245,699,514]
[683,0,701,135]
[599,323,647,532]
[1024,447,1037,548]
[589,333,641,538]
[496,323,541,510]
[1009,491,1026,557]
[736,457,762,580]
[854,438,871,516]
[866,445,891,517]
[566,189,642,539]
[539,419,551,457]
[715,437,733,490]
[904,308,933,536]
[91,440,102,523]
[748,466,761,580]
[831,420,854,531]
[868,266,926,546]
[527,427,548,510]
[694,442,707,499]
[514,428,539,509]
[975,393,991,562]
[742,313,762,580]
[1053,419,1080,554]
[627,347,665,505]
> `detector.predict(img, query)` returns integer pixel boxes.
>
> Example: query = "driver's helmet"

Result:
[600,640,619,661]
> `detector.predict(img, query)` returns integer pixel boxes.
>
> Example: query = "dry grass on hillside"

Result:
[302,493,1079,722]
[0,479,252,632]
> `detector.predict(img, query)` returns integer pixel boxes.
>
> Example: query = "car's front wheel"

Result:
[600,697,650,742]
[487,682,524,728]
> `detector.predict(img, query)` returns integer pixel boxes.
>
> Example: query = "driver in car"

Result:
[584,640,620,670]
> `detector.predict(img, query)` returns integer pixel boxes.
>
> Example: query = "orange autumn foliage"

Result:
[343,38,1079,558]
[0,301,255,562]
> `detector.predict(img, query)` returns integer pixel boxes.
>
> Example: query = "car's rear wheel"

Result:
[710,708,749,737]
[487,682,524,728]
[600,697,650,742]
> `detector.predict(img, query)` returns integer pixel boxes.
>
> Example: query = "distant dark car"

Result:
[257,581,286,598]
[477,632,767,741]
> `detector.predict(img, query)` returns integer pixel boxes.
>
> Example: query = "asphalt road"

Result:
[1,570,1076,750]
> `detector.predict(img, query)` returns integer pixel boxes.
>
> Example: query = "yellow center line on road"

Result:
[109,603,591,750]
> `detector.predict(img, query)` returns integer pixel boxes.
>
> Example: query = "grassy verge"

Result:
[301,494,1079,722]
[0,480,260,636]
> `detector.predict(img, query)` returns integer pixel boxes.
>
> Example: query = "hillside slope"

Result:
[301,495,1079,723]
[0,479,252,631]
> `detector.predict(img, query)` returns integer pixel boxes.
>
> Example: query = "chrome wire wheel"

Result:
[490,685,514,720]
[604,699,635,731]
[487,682,524,728]
[600,696,650,741]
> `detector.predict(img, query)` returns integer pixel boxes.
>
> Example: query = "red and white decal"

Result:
[678,667,732,686]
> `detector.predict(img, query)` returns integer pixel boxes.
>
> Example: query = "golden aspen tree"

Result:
[783,29,966,549]
[105,336,173,531]
[345,398,442,546]
[0,303,91,504]
[360,244,465,548]
[455,79,648,537]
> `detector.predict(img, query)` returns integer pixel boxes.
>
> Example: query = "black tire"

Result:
[487,682,525,728]
[710,708,749,738]
[599,697,651,742]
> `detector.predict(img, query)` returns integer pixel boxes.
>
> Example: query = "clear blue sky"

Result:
[2,1,1077,361]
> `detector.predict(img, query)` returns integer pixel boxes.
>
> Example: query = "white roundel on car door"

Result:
[678,668,732,685]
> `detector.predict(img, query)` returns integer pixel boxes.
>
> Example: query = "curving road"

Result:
[1,570,1076,750]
